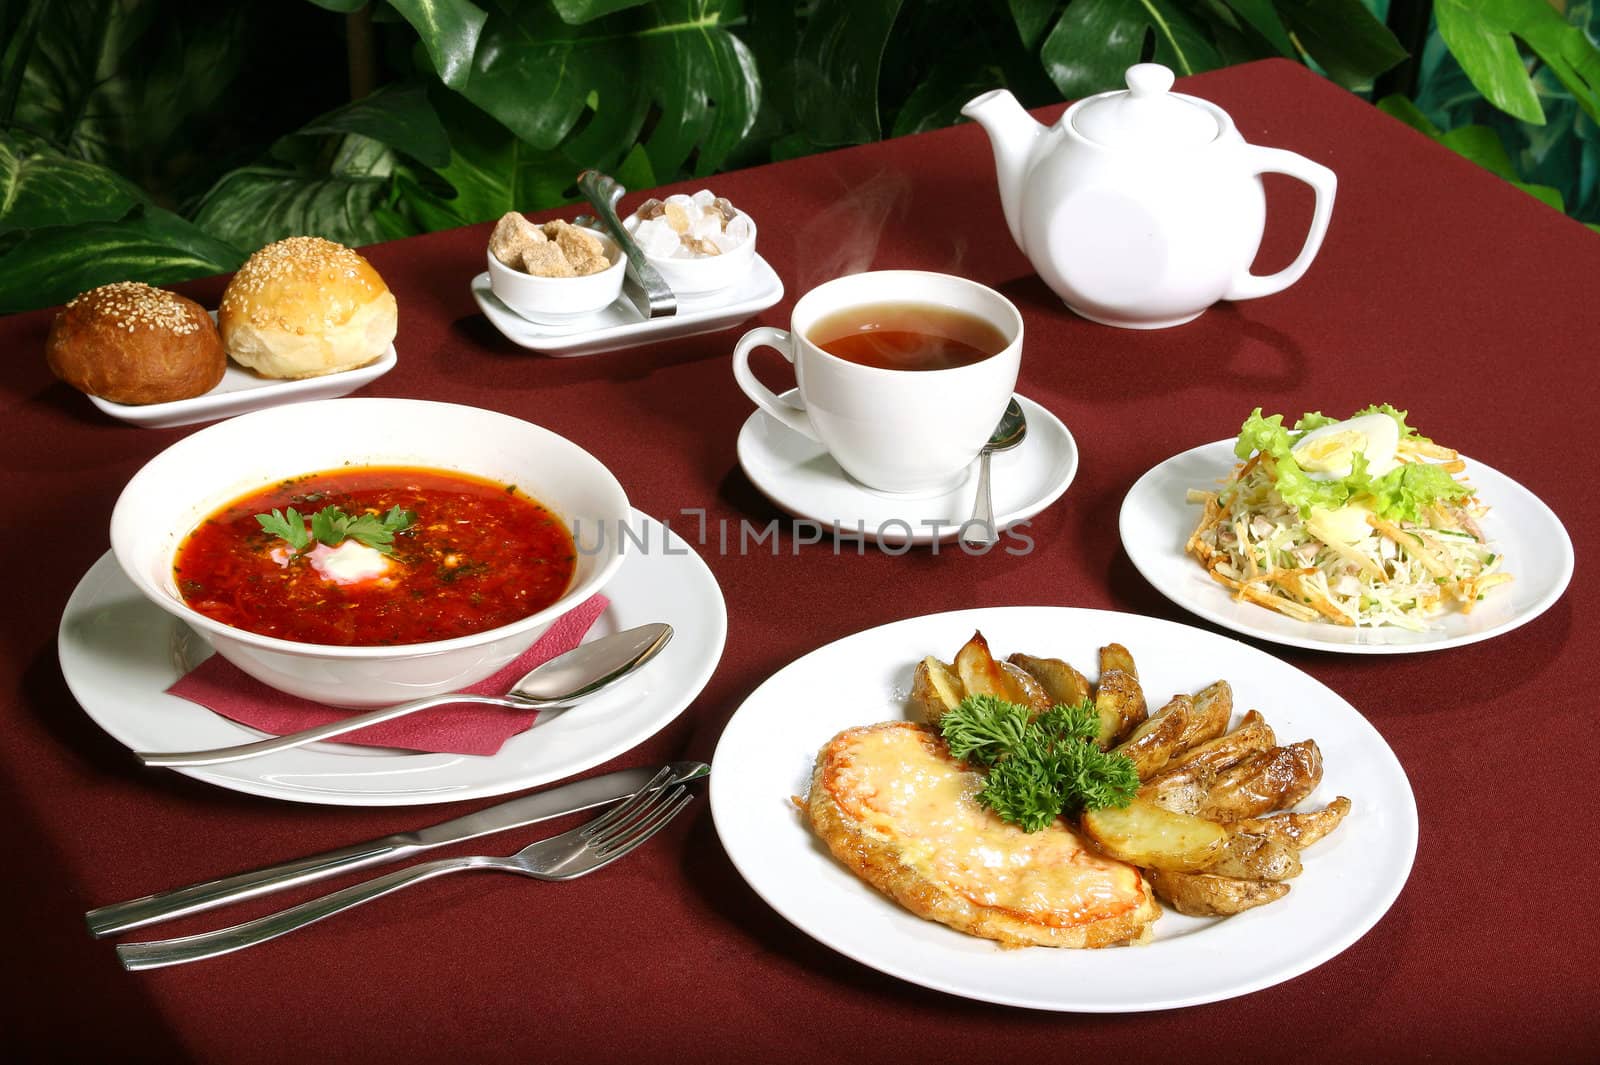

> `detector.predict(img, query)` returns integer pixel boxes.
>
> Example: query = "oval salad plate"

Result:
[1120,440,1574,654]
[710,606,1417,1012]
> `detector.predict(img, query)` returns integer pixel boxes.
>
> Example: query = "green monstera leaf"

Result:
[388,0,490,89]
[791,0,905,146]
[393,95,581,230]
[0,205,244,314]
[1276,0,1405,89]
[284,83,452,169]
[1039,0,1218,100]
[440,0,759,178]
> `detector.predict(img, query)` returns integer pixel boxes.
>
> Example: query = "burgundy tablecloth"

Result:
[2,60,1594,1063]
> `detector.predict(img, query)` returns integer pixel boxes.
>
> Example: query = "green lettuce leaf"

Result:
[1366,463,1474,519]
[1231,406,1470,522]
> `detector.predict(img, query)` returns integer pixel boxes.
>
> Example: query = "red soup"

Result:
[174,466,577,646]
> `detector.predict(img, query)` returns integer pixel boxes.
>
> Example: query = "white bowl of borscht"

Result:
[110,398,631,708]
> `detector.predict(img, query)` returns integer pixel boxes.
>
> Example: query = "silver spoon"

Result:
[136,623,673,768]
[961,399,1028,546]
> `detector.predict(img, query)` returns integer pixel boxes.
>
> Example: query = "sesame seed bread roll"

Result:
[47,282,225,405]
[218,236,397,380]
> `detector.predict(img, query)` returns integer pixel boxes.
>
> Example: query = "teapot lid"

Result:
[1071,64,1218,148]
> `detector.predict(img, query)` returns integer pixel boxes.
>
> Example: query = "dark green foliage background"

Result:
[0,0,1594,314]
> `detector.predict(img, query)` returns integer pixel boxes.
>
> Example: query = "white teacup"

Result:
[732,271,1023,495]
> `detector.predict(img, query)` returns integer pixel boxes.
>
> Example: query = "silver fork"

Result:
[116,768,692,971]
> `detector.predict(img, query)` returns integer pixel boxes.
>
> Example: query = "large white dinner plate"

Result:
[59,510,725,806]
[1120,440,1575,654]
[710,607,1417,1012]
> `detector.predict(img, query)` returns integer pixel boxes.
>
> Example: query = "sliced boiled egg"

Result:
[1291,413,1400,480]
[1307,502,1375,544]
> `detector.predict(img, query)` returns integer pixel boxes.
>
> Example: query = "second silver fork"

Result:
[117,767,692,971]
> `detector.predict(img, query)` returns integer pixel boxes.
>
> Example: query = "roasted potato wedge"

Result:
[1202,831,1302,881]
[1080,796,1228,871]
[1137,771,1212,817]
[1194,740,1323,822]
[1137,710,1274,814]
[1092,672,1147,750]
[1173,680,1233,754]
[999,661,1053,713]
[1149,709,1275,782]
[1007,653,1091,707]
[1232,797,1351,850]
[1146,869,1289,916]
[909,656,964,723]
[1111,695,1191,781]
[952,632,1050,711]
[1100,642,1140,678]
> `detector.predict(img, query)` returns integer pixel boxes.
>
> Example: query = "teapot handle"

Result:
[1225,147,1337,301]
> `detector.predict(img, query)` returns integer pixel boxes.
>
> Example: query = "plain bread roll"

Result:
[219,236,397,379]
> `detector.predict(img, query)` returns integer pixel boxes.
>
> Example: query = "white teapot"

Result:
[962,64,1336,329]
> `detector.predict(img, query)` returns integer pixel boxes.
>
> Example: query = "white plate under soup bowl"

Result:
[109,397,630,707]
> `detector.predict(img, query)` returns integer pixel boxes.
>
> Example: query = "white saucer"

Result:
[736,392,1077,545]
[58,509,727,807]
[471,254,784,357]
[89,345,397,429]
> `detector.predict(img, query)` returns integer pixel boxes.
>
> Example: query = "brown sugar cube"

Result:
[522,242,576,277]
[662,201,691,233]
[681,236,722,257]
[545,222,610,276]
[488,212,546,267]
[635,198,666,221]
[712,197,737,226]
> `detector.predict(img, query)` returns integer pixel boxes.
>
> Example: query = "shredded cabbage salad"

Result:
[1186,405,1512,630]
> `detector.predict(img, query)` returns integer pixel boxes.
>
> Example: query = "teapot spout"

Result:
[961,89,1047,251]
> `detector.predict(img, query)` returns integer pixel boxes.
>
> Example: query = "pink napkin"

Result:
[166,596,609,757]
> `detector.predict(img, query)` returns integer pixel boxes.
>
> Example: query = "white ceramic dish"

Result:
[60,510,725,806]
[88,344,396,429]
[709,606,1417,1012]
[470,254,784,357]
[484,226,625,324]
[109,398,630,706]
[736,392,1077,545]
[1120,440,1575,653]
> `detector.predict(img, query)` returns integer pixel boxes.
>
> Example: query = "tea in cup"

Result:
[732,271,1022,494]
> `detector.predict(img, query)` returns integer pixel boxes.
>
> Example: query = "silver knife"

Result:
[85,761,709,938]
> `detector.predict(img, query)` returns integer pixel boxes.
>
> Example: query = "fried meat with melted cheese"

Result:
[805,722,1159,948]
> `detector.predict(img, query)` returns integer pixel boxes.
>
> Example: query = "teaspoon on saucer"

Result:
[136,623,673,768]
[962,399,1029,545]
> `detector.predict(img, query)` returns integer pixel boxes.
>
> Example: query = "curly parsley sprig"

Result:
[940,693,1139,831]
[256,504,416,557]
